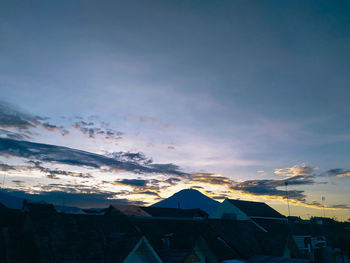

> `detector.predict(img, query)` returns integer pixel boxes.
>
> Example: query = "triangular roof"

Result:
[111,235,163,263]
[130,217,240,262]
[0,202,8,211]
[22,200,57,214]
[107,204,151,217]
[226,199,285,219]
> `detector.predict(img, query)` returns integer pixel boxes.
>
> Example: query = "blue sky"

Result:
[0,0,350,220]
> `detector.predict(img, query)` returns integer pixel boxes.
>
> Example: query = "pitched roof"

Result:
[157,248,192,263]
[21,211,142,262]
[252,218,289,233]
[131,217,240,262]
[23,200,57,214]
[226,199,285,219]
[141,206,208,218]
[249,255,308,263]
[107,235,159,263]
[107,204,151,217]
[0,202,8,211]
[208,219,265,259]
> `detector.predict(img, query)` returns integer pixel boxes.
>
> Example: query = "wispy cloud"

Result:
[41,122,69,136]
[71,118,123,141]
[274,163,318,178]
[0,161,92,179]
[125,115,175,129]
[0,101,44,130]
[191,173,233,185]
[106,151,152,165]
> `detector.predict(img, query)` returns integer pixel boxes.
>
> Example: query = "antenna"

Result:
[2,173,6,188]
[322,196,326,218]
[285,181,290,217]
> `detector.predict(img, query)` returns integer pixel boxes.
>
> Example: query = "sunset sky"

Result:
[1,0,350,220]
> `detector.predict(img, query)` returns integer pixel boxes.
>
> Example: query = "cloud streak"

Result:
[321,169,350,178]
[125,115,175,129]
[0,101,68,137]
[0,188,146,208]
[0,161,92,179]
[0,138,189,177]
[187,164,350,210]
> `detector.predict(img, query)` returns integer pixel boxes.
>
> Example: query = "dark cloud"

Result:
[191,173,233,185]
[0,101,44,130]
[165,177,182,185]
[41,123,69,136]
[0,188,146,208]
[72,120,123,141]
[0,101,68,137]
[188,168,350,210]
[0,129,29,140]
[0,162,14,171]
[108,151,188,176]
[321,168,350,178]
[149,163,188,177]
[230,179,308,202]
[329,204,350,209]
[211,194,231,200]
[107,151,152,165]
[188,169,328,208]
[0,160,92,179]
[115,179,148,187]
[11,180,25,187]
[108,178,161,192]
[190,185,204,189]
[134,190,160,196]
[0,138,188,177]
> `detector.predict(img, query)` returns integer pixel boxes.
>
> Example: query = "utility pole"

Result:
[285,181,290,217]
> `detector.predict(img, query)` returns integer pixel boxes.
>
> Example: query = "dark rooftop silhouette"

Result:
[227,199,286,219]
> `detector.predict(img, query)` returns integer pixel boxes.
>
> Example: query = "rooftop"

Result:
[226,199,285,219]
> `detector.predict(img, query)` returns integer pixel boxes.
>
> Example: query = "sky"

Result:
[0,0,350,220]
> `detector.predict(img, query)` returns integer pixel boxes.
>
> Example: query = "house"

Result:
[22,199,57,214]
[310,216,337,225]
[210,199,286,222]
[116,235,163,263]
[105,204,152,217]
[131,217,241,263]
[141,207,208,219]
[54,205,86,214]
[249,255,308,263]
[0,202,8,211]
[82,207,107,215]
[17,205,163,263]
